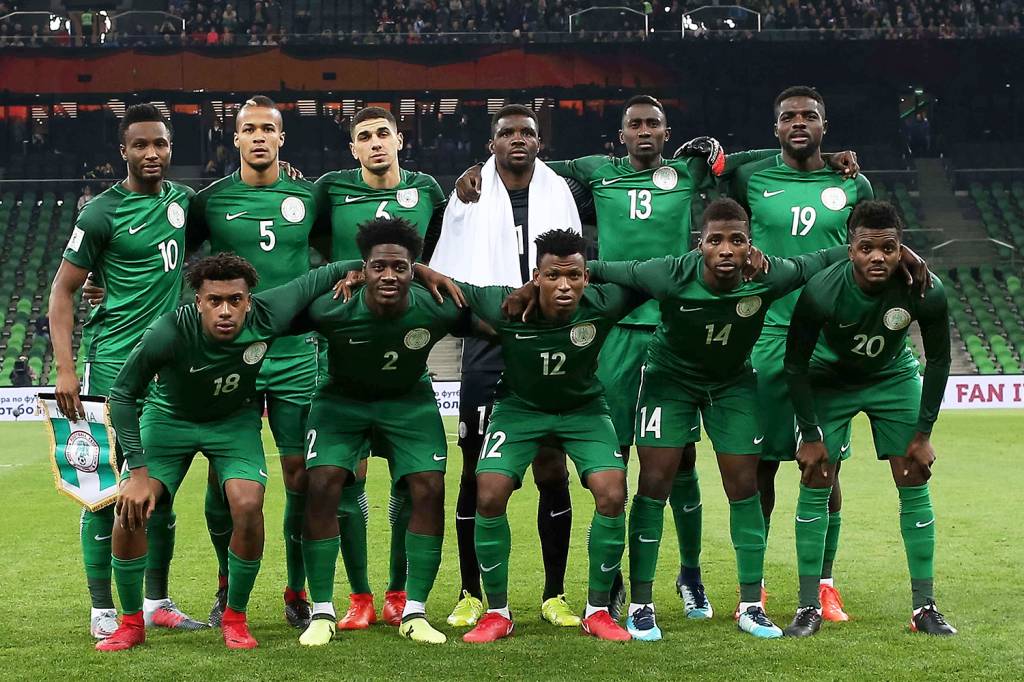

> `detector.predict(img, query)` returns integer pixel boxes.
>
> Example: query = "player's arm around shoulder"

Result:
[547,155,606,183]
[586,254,680,300]
[588,282,650,322]
[765,246,848,295]
[251,259,363,335]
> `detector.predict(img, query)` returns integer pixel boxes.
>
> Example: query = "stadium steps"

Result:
[946,266,1024,374]
[915,159,997,267]
[427,335,462,381]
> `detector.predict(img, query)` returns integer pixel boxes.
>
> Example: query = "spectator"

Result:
[77,185,93,211]
[9,356,34,388]
[35,315,51,344]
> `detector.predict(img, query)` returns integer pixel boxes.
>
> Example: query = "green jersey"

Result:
[459,282,646,412]
[108,260,357,468]
[588,246,846,387]
[188,171,330,358]
[785,262,951,438]
[731,154,873,327]
[62,180,194,363]
[315,168,446,262]
[550,150,773,326]
[301,283,469,401]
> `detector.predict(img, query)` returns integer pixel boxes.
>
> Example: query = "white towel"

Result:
[429,156,582,286]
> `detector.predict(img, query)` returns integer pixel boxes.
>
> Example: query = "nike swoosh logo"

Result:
[679,306,702,313]
[127,223,147,234]
[796,516,822,523]
[753,435,765,445]
[600,177,623,186]
[432,454,447,461]
[167,521,176,530]
[613,451,623,458]
[839,322,857,328]
[258,469,268,478]
[290,534,301,543]
[840,442,850,453]
[455,514,475,521]
[690,425,700,431]
[189,365,213,373]
[225,212,248,221]
[682,503,701,513]
[515,334,538,339]
[210,528,232,536]
[344,196,362,203]
[480,562,502,572]
[550,508,571,518]
[348,339,370,345]
[916,519,935,528]
[94,534,112,541]
[763,189,785,198]
[600,562,621,572]
[637,536,657,543]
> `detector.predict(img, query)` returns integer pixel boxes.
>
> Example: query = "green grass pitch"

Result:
[0,411,1021,680]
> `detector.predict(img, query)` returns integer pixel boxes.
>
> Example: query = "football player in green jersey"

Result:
[580,198,860,640]
[732,86,874,620]
[49,103,205,639]
[297,219,469,647]
[452,230,641,644]
[313,107,447,629]
[187,95,330,630]
[97,253,358,652]
[783,201,956,637]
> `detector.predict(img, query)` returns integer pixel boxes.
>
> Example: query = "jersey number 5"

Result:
[259,220,276,251]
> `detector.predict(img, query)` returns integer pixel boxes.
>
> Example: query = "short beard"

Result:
[783,139,820,162]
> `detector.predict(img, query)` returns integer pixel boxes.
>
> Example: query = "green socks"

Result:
[669,469,702,569]
[337,478,371,594]
[795,484,831,608]
[205,481,233,578]
[730,493,766,603]
[283,489,306,592]
[898,483,936,609]
[145,505,175,600]
[474,513,511,610]
[226,550,261,612]
[111,554,146,616]
[822,511,842,580]
[388,489,413,591]
[587,512,625,608]
[81,507,115,609]
[302,536,341,605]
[628,495,666,604]
[405,531,443,604]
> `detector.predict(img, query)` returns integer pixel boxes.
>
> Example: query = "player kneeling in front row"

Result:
[100,254,357,651]
[297,218,469,647]
[450,229,643,643]
[783,200,956,637]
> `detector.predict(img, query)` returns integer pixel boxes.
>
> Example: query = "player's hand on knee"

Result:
[902,433,935,482]
[82,274,105,307]
[796,441,830,486]
[827,150,860,179]
[333,270,365,302]
[501,281,538,322]
[117,470,156,532]
[455,163,484,203]
[54,368,84,422]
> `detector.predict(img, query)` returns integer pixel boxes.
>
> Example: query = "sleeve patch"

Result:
[66,227,85,253]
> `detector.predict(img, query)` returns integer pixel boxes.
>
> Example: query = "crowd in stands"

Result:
[0,1,1021,46]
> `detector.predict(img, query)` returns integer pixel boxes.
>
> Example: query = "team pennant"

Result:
[39,393,119,511]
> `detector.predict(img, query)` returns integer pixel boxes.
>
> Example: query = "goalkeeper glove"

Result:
[673,136,726,176]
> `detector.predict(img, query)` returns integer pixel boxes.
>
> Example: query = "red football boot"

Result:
[463,612,514,643]
[337,593,377,630]
[381,590,407,627]
[581,610,631,642]
[819,583,850,622]
[95,612,145,652]
[222,607,258,650]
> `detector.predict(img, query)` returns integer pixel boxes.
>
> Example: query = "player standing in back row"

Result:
[50,103,204,639]
[187,95,331,629]
[314,106,447,629]
[732,86,873,620]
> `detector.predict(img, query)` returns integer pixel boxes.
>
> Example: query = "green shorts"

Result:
[634,367,763,455]
[83,361,124,398]
[751,329,799,461]
[596,325,652,448]
[813,371,921,463]
[304,379,447,482]
[135,407,267,499]
[477,395,624,487]
[256,352,320,455]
